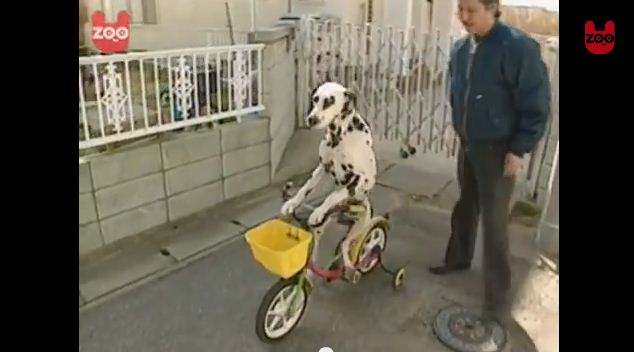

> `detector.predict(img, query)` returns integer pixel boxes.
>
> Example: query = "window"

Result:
[103,0,157,24]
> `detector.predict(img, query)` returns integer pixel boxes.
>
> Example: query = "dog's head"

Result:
[306,82,356,129]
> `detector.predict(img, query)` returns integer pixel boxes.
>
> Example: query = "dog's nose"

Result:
[307,115,318,127]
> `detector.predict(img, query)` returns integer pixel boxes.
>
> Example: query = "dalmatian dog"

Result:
[281,82,377,276]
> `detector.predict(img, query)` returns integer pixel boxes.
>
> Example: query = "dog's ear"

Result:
[344,89,356,106]
[307,86,319,113]
[341,89,356,116]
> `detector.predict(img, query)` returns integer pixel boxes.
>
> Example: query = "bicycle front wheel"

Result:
[255,276,309,343]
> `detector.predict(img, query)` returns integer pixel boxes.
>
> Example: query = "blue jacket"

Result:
[449,21,551,157]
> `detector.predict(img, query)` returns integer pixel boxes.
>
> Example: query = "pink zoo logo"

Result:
[92,11,130,54]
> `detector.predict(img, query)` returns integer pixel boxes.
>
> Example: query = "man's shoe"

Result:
[428,264,470,275]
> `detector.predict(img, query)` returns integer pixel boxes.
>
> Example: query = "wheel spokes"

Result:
[358,228,386,271]
[264,284,305,337]
[361,229,385,258]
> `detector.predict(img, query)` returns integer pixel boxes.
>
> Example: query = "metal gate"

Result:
[295,18,457,158]
[294,18,560,203]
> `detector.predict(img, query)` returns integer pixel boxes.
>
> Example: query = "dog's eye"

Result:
[323,96,335,110]
[312,96,319,104]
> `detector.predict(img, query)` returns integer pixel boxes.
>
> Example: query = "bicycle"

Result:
[245,182,407,343]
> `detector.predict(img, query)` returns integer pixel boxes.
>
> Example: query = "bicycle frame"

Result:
[281,233,344,319]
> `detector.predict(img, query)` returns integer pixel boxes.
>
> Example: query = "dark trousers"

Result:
[444,142,515,311]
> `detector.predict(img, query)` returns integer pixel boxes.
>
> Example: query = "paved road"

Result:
[79,185,544,352]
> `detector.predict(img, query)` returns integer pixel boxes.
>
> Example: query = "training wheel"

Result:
[432,305,507,352]
[408,145,416,155]
[399,147,410,159]
[392,267,405,289]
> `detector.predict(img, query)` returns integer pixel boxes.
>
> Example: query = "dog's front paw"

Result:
[308,207,327,227]
[280,198,300,215]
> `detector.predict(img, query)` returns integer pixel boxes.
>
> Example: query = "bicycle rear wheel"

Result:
[356,223,388,273]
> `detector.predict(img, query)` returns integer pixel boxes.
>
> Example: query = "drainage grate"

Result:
[432,305,507,352]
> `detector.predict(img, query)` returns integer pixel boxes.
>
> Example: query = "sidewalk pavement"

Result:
[79,131,558,352]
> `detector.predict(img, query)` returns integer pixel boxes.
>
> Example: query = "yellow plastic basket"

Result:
[245,218,313,279]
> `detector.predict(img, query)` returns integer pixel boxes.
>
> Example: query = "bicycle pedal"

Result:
[341,268,360,283]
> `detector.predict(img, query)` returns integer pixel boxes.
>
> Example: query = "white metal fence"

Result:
[79,44,264,150]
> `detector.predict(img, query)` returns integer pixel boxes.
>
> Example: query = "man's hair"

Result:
[479,0,502,18]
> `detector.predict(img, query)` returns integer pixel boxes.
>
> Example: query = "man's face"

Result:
[457,0,496,36]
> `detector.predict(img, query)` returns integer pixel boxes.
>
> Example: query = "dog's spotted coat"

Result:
[281,82,377,272]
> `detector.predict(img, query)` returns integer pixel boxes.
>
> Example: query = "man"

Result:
[429,0,551,324]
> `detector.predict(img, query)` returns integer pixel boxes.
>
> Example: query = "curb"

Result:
[79,177,306,311]
[80,229,246,312]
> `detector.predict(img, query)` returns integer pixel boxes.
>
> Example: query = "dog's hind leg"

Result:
[310,221,327,262]
[306,217,332,281]
[339,197,372,272]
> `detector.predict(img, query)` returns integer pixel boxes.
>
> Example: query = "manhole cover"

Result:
[433,305,507,352]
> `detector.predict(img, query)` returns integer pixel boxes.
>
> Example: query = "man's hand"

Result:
[504,152,522,177]
[442,125,457,147]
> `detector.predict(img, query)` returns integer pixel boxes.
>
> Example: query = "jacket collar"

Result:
[474,20,503,43]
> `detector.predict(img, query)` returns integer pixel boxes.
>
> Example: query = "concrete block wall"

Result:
[79,163,102,255]
[79,118,271,256]
[249,24,297,179]
[220,120,272,199]
[161,130,224,222]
